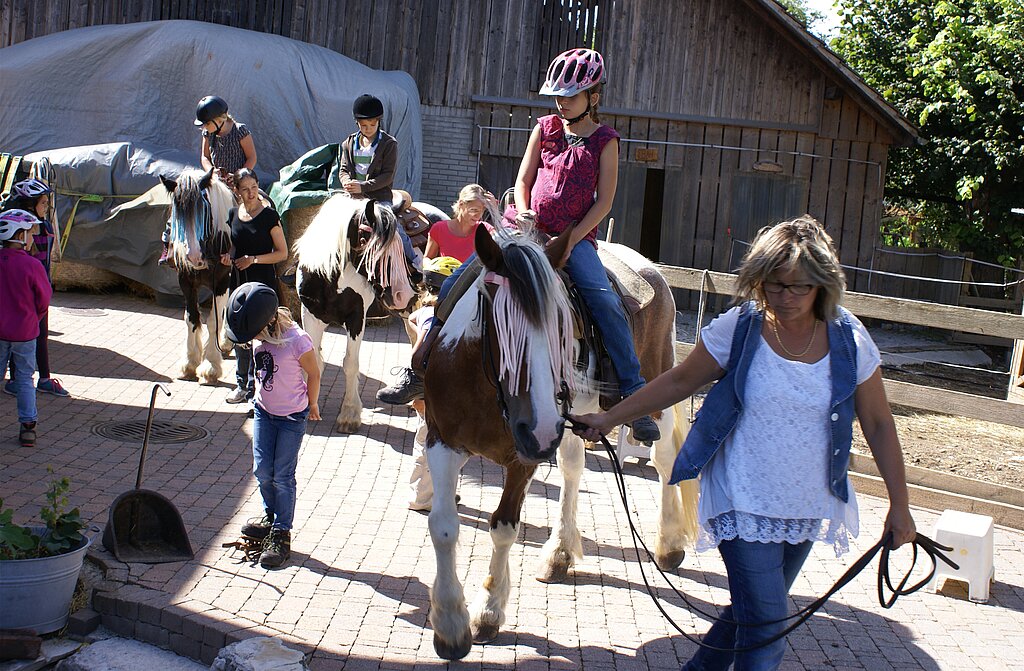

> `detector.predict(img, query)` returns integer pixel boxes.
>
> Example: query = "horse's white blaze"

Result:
[525,323,564,449]
[426,441,471,644]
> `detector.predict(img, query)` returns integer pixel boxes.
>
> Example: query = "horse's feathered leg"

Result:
[426,441,473,660]
[337,328,364,433]
[178,278,202,380]
[299,299,328,375]
[651,403,699,570]
[198,288,227,383]
[470,459,535,643]
[537,431,585,583]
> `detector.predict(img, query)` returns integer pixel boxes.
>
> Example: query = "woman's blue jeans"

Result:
[1,340,37,424]
[439,243,645,395]
[682,539,814,671]
[252,404,309,531]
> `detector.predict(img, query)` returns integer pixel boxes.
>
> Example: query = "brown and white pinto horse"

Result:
[423,225,698,660]
[161,169,233,383]
[294,194,416,432]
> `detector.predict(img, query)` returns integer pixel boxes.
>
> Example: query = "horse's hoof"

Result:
[433,630,472,660]
[656,549,686,571]
[536,553,571,583]
[178,371,198,381]
[336,419,362,433]
[472,621,500,643]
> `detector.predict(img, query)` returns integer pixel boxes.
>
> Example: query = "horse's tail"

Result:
[294,194,357,278]
[670,402,700,544]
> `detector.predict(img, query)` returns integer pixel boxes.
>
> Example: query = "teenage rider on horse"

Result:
[378,48,660,444]
[339,94,420,269]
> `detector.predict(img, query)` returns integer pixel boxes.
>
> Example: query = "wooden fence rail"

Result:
[657,264,1024,429]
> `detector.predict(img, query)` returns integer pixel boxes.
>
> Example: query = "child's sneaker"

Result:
[2,380,14,396]
[19,422,36,448]
[37,378,70,397]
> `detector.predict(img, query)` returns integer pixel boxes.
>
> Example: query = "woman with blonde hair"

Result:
[571,215,916,670]
[423,184,499,261]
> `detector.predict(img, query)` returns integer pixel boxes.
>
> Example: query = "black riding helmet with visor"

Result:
[195,95,230,136]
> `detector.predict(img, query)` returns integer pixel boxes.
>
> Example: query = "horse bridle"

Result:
[561,415,960,653]
[476,278,575,431]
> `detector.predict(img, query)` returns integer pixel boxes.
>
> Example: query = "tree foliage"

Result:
[833,0,1024,266]
[777,0,827,29]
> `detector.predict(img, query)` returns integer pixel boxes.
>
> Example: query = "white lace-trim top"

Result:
[695,307,881,557]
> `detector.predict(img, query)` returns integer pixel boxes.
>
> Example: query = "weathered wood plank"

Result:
[672,340,1024,429]
[657,264,1024,340]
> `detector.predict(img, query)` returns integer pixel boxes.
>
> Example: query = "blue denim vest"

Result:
[669,302,859,502]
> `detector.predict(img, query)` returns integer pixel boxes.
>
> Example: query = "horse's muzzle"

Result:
[513,418,565,465]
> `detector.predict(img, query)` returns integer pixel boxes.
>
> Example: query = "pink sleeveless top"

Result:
[530,114,619,245]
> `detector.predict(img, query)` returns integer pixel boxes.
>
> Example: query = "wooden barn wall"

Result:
[0,0,600,109]
[4,0,865,130]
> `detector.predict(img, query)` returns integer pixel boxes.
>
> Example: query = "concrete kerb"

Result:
[86,553,313,666]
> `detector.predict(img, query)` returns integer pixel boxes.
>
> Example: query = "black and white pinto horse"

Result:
[161,169,233,383]
[294,194,416,432]
[423,225,698,659]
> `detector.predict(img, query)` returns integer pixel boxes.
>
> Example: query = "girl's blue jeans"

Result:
[252,404,309,531]
[682,539,814,671]
[439,242,645,395]
[1,340,38,424]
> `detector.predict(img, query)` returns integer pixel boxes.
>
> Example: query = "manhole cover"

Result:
[92,420,209,444]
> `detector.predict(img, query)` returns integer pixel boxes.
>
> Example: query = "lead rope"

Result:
[689,269,711,423]
[562,415,959,653]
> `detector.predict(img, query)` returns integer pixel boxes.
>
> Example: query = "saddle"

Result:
[393,189,435,251]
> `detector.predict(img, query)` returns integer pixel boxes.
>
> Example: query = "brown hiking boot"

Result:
[241,512,274,540]
[260,529,291,568]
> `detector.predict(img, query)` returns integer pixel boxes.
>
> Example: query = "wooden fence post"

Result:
[1010,301,1024,404]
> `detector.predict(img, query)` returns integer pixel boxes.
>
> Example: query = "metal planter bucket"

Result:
[0,527,91,634]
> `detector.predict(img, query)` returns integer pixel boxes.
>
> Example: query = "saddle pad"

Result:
[597,242,656,310]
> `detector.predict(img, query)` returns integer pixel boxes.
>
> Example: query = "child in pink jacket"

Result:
[0,209,53,447]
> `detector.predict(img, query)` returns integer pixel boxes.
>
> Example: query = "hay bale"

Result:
[51,258,123,291]
[277,205,320,319]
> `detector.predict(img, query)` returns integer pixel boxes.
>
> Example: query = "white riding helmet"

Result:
[11,178,52,200]
[0,209,40,242]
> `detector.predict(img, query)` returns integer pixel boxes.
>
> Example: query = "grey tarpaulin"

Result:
[24,143,197,297]
[1,20,423,295]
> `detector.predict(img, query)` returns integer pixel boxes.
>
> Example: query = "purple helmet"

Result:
[0,209,40,242]
[540,49,606,97]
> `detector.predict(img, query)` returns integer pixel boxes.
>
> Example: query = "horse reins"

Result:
[561,415,959,653]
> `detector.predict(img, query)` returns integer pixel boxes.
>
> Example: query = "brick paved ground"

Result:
[2,292,1022,670]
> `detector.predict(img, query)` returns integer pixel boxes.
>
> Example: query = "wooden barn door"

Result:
[728,173,808,268]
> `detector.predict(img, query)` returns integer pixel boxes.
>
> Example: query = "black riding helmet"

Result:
[353,94,384,120]
[226,282,279,344]
[194,95,229,126]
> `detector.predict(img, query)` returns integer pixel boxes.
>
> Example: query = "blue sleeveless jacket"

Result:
[668,302,860,502]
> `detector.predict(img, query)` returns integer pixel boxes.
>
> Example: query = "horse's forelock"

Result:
[497,237,559,327]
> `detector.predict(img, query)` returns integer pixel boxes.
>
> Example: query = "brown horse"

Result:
[293,194,416,431]
[423,225,698,659]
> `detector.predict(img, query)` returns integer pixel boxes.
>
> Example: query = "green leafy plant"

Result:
[0,468,84,560]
